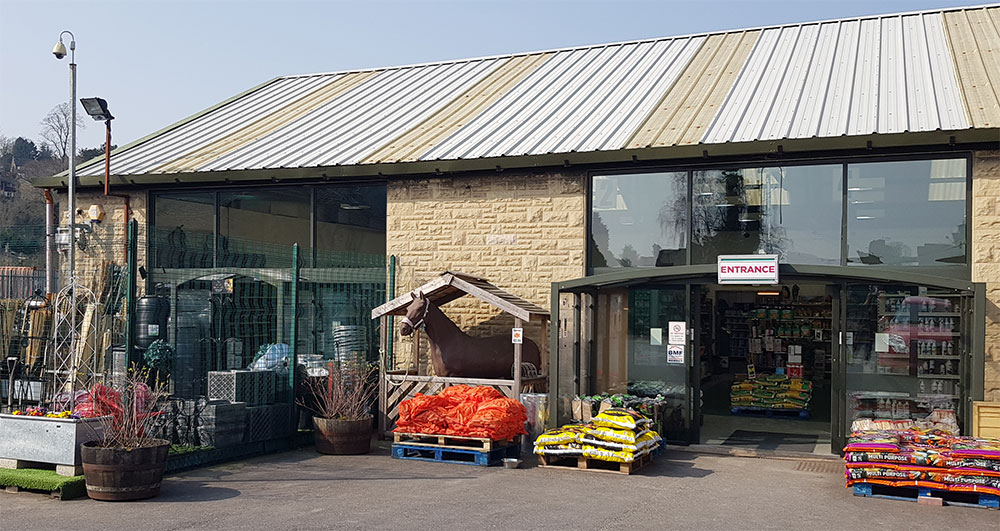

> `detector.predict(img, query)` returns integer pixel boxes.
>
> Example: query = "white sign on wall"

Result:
[717,255,779,284]
[511,328,523,344]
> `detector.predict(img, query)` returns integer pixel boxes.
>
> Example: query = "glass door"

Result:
[841,283,971,439]
[625,285,695,443]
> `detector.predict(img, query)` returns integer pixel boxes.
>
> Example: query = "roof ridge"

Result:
[279,3,1000,80]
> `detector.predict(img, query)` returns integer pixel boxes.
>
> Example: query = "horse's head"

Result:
[399,291,429,337]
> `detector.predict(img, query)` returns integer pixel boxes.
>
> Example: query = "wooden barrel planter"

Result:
[313,416,372,455]
[80,439,171,501]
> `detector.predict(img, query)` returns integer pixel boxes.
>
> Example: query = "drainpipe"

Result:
[43,189,54,297]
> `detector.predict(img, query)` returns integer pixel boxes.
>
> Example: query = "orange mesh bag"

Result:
[464,397,528,441]
[394,386,528,440]
[394,393,452,434]
[439,385,503,405]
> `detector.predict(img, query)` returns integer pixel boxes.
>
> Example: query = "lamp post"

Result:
[52,31,78,383]
[52,30,76,285]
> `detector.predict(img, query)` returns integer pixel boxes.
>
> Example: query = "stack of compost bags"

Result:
[843,428,1000,496]
[534,408,661,464]
[730,374,812,411]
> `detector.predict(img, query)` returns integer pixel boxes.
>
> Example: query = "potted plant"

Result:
[298,359,377,455]
[80,367,170,501]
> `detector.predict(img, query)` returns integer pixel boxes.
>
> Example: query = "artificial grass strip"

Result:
[169,444,214,457]
[0,468,87,500]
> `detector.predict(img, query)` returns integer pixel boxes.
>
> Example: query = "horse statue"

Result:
[399,291,541,379]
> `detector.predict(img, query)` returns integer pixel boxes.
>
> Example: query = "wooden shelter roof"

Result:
[370,271,549,322]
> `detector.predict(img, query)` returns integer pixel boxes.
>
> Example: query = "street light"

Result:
[52,31,77,281]
[52,30,82,410]
[80,97,114,195]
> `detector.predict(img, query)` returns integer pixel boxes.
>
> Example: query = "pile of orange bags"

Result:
[394,385,528,441]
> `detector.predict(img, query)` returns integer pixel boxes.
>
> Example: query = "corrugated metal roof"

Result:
[702,12,971,144]
[76,4,1000,180]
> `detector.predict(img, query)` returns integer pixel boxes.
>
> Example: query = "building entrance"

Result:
[552,264,985,457]
[696,283,833,455]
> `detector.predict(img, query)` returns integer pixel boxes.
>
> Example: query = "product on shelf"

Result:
[848,393,960,433]
[534,408,661,464]
[730,374,812,411]
[843,428,1000,496]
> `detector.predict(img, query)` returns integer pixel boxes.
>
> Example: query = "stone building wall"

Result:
[386,170,587,373]
[972,150,1000,402]
[57,190,148,297]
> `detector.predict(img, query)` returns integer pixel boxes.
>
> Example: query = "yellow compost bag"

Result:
[534,425,587,447]
[591,408,651,430]
[582,444,651,463]
[583,425,649,445]
[534,442,583,456]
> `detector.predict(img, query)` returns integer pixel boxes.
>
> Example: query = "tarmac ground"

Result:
[2,440,997,530]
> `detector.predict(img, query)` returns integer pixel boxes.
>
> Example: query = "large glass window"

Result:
[151,192,215,268]
[152,184,387,269]
[589,158,969,272]
[691,165,842,265]
[219,189,311,249]
[847,159,967,267]
[315,185,387,260]
[590,172,687,268]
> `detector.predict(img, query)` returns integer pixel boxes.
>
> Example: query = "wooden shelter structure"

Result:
[371,271,549,437]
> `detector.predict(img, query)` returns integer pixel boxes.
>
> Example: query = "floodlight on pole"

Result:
[81,97,114,195]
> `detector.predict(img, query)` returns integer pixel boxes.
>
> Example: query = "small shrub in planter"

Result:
[80,366,170,501]
[298,359,377,455]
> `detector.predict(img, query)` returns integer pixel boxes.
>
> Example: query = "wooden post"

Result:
[378,314,388,439]
[414,328,421,376]
[514,317,522,400]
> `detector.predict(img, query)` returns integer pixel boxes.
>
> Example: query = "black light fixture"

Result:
[80,97,114,121]
[80,97,114,195]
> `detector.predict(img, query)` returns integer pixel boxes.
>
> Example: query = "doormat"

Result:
[722,430,819,453]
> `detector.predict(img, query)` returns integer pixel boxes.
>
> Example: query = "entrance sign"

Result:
[717,255,779,284]
[666,345,685,364]
[668,321,686,344]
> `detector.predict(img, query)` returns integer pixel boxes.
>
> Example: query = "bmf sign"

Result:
[718,255,779,285]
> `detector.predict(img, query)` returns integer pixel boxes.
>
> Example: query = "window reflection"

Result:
[315,185,386,258]
[691,165,842,265]
[590,172,687,268]
[847,159,966,267]
[152,193,215,268]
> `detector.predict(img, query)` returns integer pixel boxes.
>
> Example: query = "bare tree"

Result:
[39,103,85,161]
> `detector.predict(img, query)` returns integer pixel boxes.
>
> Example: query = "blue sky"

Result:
[0,0,983,151]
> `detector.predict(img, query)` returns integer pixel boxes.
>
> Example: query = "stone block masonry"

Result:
[55,190,148,297]
[973,150,1000,402]
[387,171,587,372]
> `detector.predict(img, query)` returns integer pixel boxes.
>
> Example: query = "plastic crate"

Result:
[209,370,276,406]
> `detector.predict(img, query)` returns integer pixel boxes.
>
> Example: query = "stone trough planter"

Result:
[0,414,106,473]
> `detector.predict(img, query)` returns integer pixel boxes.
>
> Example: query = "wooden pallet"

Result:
[391,442,519,467]
[536,452,653,475]
[730,406,810,419]
[392,432,516,452]
[853,482,999,509]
